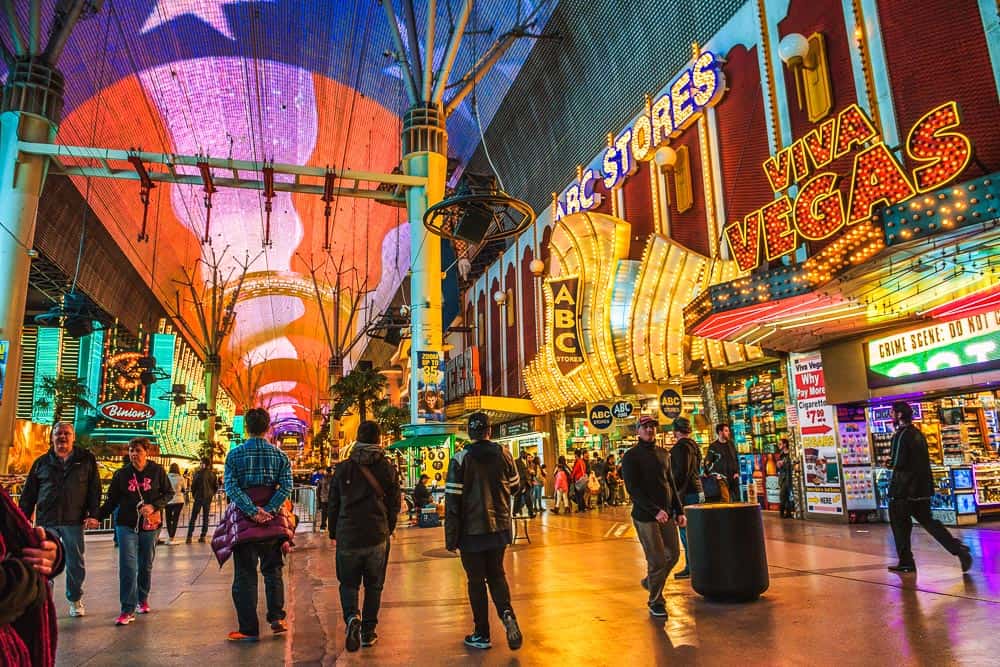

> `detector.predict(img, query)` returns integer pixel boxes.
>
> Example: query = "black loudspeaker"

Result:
[384,326,401,346]
[357,360,374,371]
[452,203,493,244]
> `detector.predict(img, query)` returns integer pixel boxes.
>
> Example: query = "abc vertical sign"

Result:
[548,276,584,374]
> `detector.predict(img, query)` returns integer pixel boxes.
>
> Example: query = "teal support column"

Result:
[0,60,64,472]
[402,105,447,425]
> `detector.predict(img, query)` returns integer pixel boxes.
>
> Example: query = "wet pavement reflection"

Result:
[55,507,999,665]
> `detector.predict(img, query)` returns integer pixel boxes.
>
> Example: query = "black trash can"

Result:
[685,502,768,601]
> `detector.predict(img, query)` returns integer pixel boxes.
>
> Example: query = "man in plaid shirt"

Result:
[223,408,294,641]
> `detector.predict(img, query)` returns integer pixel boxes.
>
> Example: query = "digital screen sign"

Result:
[867,310,1000,387]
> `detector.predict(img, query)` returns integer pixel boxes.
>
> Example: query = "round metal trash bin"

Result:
[686,502,769,602]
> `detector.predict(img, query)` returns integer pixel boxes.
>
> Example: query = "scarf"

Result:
[1,488,57,667]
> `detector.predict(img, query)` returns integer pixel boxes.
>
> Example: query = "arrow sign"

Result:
[801,424,833,435]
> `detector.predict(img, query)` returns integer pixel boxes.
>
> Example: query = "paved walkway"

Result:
[54,508,1000,666]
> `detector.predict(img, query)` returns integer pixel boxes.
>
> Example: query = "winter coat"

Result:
[889,424,935,499]
[328,443,402,549]
[621,439,684,523]
[191,467,219,501]
[211,486,296,566]
[18,447,101,527]
[707,439,741,499]
[413,481,432,508]
[1,487,64,667]
[168,473,188,505]
[444,440,518,551]
[670,437,704,499]
[98,462,173,531]
[554,467,570,493]
[316,473,333,504]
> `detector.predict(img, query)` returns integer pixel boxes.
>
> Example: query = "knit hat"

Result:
[356,420,381,445]
[673,416,692,433]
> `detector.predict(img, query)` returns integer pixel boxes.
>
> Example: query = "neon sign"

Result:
[548,276,584,374]
[554,48,726,220]
[867,308,1000,382]
[725,101,972,271]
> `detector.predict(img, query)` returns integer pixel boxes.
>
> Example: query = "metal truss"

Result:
[17,142,426,204]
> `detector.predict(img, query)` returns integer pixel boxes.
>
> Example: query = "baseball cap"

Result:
[673,416,692,433]
[637,415,659,428]
[468,412,490,439]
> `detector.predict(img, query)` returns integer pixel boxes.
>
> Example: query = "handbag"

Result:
[700,475,722,503]
[587,472,601,493]
[132,473,162,531]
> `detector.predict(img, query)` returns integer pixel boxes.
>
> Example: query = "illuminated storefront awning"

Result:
[389,434,452,451]
[685,172,1000,350]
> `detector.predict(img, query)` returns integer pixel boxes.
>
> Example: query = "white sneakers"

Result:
[69,600,86,617]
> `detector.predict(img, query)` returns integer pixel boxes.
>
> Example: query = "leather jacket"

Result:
[19,447,101,526]
[444,440,518,551]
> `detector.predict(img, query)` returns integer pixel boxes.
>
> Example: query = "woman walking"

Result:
[553,456,571,514]
[98,438,172,626]
[530,455,546,512]
[165,463,188,546]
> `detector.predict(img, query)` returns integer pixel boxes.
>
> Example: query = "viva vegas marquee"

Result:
[724,101,972,270]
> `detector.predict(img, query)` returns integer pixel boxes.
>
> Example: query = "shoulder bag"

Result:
[132,473,163,531]
[358,464,387,513]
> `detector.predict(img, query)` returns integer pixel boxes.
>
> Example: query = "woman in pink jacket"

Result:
[552,456,571,514]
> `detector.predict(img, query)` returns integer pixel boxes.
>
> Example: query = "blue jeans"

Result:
[532,484,544,509]
[115,526,157,614]
[336,541,389,632]
[677,492,701,571]
[47,525,85,602]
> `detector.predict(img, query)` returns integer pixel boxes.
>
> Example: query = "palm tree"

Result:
[33,374,94,424]
[331,365,387,423]
[374,399,408,441]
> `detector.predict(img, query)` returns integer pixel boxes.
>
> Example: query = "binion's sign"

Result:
[725,101,972,271]
[554,48,726,221]
[99,401,156,423]
[548,276,584,374]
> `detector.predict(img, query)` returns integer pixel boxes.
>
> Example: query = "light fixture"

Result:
[493,290,506,305]
[529,258,545,276]
[778,32,833,122]
[654,146,677,170]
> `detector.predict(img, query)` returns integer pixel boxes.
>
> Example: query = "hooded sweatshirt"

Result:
[328,442,402,548]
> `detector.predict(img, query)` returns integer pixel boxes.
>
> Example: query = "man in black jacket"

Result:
[708,423,740,502]
[445,412,523,651]
[328,420,401,652]
[186,458,219,543]
[621,415,686,619]
[513,450,535,518]
[887,401,972,573]
[669,417,703,579]
[19,422,101,618]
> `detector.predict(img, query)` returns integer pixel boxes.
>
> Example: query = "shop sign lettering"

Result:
[588,404,613,431]
[554,48,726,220]
[548,276,584,374]
[99,401,155,423]
[867,309,1000,380]
[659,387,682,419]
[725,101,972,271]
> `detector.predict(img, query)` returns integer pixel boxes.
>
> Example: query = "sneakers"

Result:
[361,630,378,647]
[502,611,523,650]
[115,613,136,626]
[185,537,192,544]
[675,568,691,580]
[226,632,259,642]
[464,633,492,649]
[959,545,973,572]
[271,620,288,634]
[648,602,668,618]
[888,563,916,573]
[69,600,86,617]
[345,615,362,652]
[135,601,151,614]
[198,536,207,544]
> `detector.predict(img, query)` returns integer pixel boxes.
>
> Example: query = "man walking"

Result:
[223,408,294,641]
[19,422,101,617]
[513,450,535,518]
[669,417,703,579]
[621,415,686,619]
[328,421,400,652]
[316,466,333,531]
[445,412,523,651]
[708,423,740,502]
[186,457,219,544]
[887,401,972,573]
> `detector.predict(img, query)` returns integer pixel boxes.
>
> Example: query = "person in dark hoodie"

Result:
[669,417,704,580]
[328,420,401,652]
[445,412,523,651]
[98,437,173,626]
